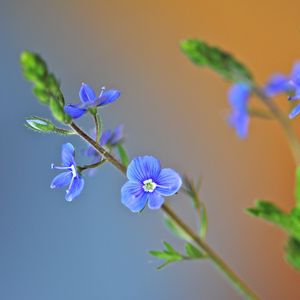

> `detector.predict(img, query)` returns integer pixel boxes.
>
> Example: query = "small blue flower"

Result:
[228,83,251,139]
[51,143,84,201]
[84,125,125,176]
[121,156,182,212]
[64,83,121,119]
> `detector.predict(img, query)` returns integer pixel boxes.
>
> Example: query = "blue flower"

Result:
[50,143,84,201]
[228,83,251,139]
[84,125,125,176]
[85,124,124,159]
[121,156,182,212]
[64,83,121,119]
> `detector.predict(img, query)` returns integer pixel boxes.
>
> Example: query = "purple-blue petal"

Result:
[64,104,87,119]
[121,181,147,212]
[264,74,291,97]
[148,192,164,209]
[50,171,72,189]
[79,83,96,104]
[110,124,124,145]
[228,113,249,139]
[65,176,84,202]
[61,143,75,166]
[98,89,121,106]
[127,156,161,183]
[100,129,112,146]
[228,83,250,139]
[156,168,182,196]
[291,61,300,86]
[289,104,300,119]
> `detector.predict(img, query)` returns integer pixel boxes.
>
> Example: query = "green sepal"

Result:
[164,216,192,242]
[117,144,129,167]
[25,116,55,132]
[180,39,253,83]
[185,242,205,259]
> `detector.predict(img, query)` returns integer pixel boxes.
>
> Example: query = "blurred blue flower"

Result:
[64,83,121,119]
[51,143,84,201]
[264,74,292,97]
[228,83,251,139]
[121,156,182,212]
[84,125,125,176]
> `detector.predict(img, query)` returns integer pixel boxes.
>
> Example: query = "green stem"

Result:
[253,86,300,165]
[78,159,107,172]
[93,113,102,142]
[69,121,260,300]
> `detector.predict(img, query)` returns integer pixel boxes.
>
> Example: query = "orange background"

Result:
[2,0,300,299]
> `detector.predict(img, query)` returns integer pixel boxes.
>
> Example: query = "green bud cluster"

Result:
[20,51,71,123]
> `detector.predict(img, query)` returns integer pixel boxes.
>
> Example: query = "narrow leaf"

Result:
[164,216,192,242]
[180,39,253,83]
[185,242,205,259]
[117,144,129,167]
[295,167,300,206]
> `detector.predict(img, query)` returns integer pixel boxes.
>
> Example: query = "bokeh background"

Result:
[1,0,300,299]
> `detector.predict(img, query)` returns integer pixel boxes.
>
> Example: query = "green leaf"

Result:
[180,39,253,83]
[117,144,129,167]
[295,167,300,206]
[25,116,55,132]
[285,236,300,270]
[185,242,205,259]
[149,250,181,261]
[164,216,192,242]
[246,200,290,227]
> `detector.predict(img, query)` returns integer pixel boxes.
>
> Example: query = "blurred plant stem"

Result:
[253,86,300,166]
[70,121,260,300]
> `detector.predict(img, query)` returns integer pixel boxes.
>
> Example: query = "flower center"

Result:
[143,179,157,193]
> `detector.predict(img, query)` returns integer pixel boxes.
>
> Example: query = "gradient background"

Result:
[1,0,300,299]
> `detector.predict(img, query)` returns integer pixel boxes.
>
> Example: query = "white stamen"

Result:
[143,179,157,193]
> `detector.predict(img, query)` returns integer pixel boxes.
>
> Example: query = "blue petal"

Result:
[98,89,121,106]
[121,181,148,212]
[84,145,98,157]
[156,168,182,196]
[289,104,300,119]
[228,113,249,139]
[100,129,112,146]
[65,176,84,202]
[110,124,124,145]
[148,192,164,209]
[50,171,72,189]
[61,143,75,166]
[291,61,300,86]
[79,83,96,104]
[127,156,161,183]
[64,104,87,119]
[228,83,250,110]
[264,74,291,97]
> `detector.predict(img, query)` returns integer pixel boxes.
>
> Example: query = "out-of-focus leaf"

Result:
[185,242,205,259]
[180,39,253,83]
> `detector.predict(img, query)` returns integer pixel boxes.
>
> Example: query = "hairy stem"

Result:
[70,120,260,300]
[253,86,300,165]
[93,113,102,142]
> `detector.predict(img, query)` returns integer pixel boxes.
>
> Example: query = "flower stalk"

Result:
[69,120,260,300]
